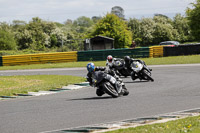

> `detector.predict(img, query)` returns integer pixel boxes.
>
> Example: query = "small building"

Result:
[84,35,114,50]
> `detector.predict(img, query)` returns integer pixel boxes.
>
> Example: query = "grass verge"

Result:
[142,55,200,65]
[106,115,200,133]
[0,75,85,96]
[0,55,199,70]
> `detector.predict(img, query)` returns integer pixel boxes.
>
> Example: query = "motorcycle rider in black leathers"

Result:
[106,55,124,76]
[124,56,152,80]
[86,62,128,96]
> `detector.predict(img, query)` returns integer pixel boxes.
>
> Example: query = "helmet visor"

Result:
[108,59,112,62]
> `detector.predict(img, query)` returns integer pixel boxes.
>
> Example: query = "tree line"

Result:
[0,0,200,52]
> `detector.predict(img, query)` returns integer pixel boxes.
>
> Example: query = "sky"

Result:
[0,0,196,24]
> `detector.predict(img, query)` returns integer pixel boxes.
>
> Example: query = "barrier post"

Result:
[0,56,2,66]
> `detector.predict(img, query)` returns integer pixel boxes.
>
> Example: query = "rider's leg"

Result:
[96,88,105,96]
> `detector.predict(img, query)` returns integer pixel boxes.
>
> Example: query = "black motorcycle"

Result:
[130,60,154,82]
[109,60,131,77]
[90,71,129,98]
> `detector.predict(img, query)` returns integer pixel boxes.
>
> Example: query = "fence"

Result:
[78,47,149,61]
[1,51,77,66]
[163,44,200,56]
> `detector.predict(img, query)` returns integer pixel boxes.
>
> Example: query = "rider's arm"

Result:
[95,66,106,71]
[86,72,93,86]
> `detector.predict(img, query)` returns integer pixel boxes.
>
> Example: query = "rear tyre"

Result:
[103,82,118,98]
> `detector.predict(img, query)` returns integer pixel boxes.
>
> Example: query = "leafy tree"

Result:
[139,18,156,45]
[111,6,125,19]
[153,23,178,44]
[62,19,88,51]
[154,14,169,19]
[128,18,141,40]
[73,16,94,34]
[129,18,156,46]
[92,16,102,23]
[89,13,132,48]
[173,13,192,42]
[0,22,12,34]
[11,20,26,31]
[186,0,200,41]
[0,30,17,50]
[15,17,65,50]
[73,16,94,27]
[64,19,73,25]
[128,15,182,46]
[15,28,33,49]
[153,15,173,25]
[153,15,179,44]
[50,34,58,47]
[23,17,50,50]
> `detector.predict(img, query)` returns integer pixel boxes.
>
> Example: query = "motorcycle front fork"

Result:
[131,71,141,80]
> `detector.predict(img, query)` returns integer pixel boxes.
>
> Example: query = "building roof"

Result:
[90,35,114,41]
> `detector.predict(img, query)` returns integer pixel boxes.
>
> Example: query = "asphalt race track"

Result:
[0,64,200,133]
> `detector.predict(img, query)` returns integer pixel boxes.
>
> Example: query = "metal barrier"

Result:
[2,51,77,66]
[0,56,2,66]
[163,44,200,56]
[149,46,164,58]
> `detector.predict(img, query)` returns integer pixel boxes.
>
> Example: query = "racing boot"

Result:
[122,87,129,96]
[96,88,105,96]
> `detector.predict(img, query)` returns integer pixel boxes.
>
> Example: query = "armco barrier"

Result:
[0,56,2,66]
[77,47,149,61]
[163,44,200,56]
[2,51,77,66]
[149,46,164,58]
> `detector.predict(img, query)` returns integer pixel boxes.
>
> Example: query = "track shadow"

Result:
[124,80,150,83]
[67,96,113,101]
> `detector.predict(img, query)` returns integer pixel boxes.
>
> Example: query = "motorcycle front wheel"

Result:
[142,69,154,82]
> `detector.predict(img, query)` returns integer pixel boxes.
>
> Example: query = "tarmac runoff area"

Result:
[42,108,200,133]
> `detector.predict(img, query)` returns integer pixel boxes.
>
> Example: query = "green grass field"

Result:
[0,75,85,96]
[106,115,200,133]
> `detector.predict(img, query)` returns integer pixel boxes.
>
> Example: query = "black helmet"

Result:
[124,56,130,62]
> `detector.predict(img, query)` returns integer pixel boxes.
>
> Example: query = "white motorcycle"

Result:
[130,61,154,82]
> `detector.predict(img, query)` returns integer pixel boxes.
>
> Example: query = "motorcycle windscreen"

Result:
[131,61,143,72]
